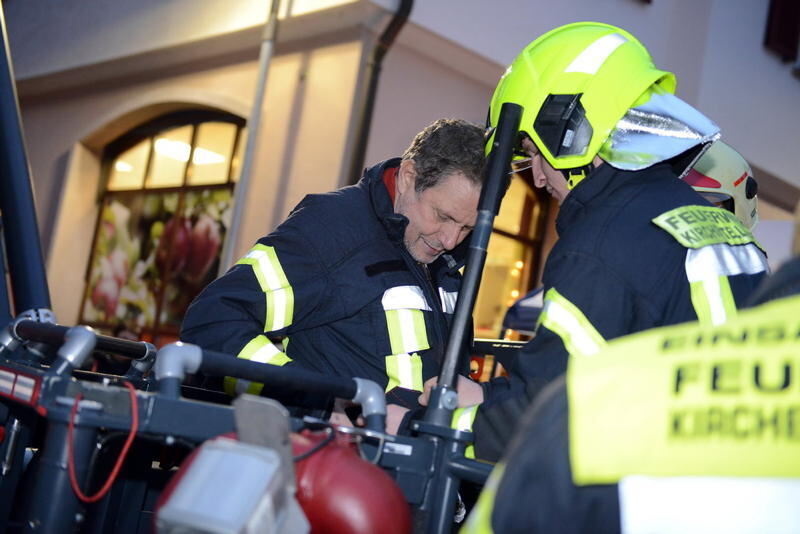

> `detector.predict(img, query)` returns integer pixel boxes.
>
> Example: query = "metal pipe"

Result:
[219,0,283,272]
[346,0,413,184]
[200,347,358,400]
[352,377,386,431]
[154,342,203,399]
[23,420,98,533]
[0,5,51,314]
[438,103,521,391]
[47,326,97,377]
[13,320,151,360]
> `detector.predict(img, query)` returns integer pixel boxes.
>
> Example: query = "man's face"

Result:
[394,159,480,264]
[521,137,570,204]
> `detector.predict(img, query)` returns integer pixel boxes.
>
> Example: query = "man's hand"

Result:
[418,375,484,407]
[385,404,410,435]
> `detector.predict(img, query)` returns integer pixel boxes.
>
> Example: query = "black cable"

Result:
[293,420,336,462]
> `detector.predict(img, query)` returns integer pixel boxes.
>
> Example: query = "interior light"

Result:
[155,138,225,165]
[510,289,520,298]
[514,260,524,269]
[114,161,133,173]
[510,269,520,277]
[193,147,226,165]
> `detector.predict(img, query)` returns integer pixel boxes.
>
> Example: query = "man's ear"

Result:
[398,159,416,195]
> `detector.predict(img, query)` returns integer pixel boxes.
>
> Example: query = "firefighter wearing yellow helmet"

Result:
[441,22,769,463]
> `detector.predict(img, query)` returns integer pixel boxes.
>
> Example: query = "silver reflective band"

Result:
[685,243,768,283]
[438,289,458,314]
[619,475,800,534]
[381,285,431,312]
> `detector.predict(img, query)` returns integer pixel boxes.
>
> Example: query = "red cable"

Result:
[67,380,139,503]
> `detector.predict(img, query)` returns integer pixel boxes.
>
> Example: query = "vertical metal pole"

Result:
[0,222,13,325]
[23,419,97,533]
[0,5,51,314]
[424,103,521,427]
[219,0,283,273]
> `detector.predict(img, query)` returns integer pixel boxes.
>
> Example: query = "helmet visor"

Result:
[599,86,720,176]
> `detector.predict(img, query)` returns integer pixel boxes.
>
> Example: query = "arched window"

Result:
[80,110,246,345]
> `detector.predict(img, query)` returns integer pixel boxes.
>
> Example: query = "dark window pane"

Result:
[764,0,800,62]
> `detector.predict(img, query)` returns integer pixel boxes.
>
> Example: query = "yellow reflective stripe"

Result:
[461,463,505,534]
[384,353,423,392]
[237,244,294,331]
[385,308,429,354]
[684,243,767,326]
[452,405,478,459]
[690,276,737,326]
[452,405,478,431]
[222,335,292,397]
[538,288,606,357]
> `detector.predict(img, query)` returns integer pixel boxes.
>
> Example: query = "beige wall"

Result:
[23,37,364,324]
[363,36,498,167]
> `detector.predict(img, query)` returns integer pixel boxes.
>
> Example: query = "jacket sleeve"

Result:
[473,250,647,461]
[180,208,339,395]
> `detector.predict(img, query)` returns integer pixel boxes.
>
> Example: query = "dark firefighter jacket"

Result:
[181,158,469,411]
[463,285,800,534]
[470,161,769,460]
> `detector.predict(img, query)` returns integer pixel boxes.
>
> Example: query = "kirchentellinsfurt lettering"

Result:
[668,357,800,442]
[658,207,751,246]
[669,404,800,441]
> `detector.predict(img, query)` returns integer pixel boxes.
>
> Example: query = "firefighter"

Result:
[462,288,800,534]
[181,118,484,416]
[422,22,770,460]
[685,140,759,229]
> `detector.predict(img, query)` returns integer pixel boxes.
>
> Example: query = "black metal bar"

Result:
[0,6,51,314]
[447,455,492,485]
[13,320,150,360]
[200,349,358,400]
[416,103,521,534]
[0,223,12,327]
[21,419,97,533]
[438,102,521,390]
[346,0,413,184]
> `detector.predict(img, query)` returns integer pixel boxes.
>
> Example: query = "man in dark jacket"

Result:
[426,22,769,461]
[181,118,485,417]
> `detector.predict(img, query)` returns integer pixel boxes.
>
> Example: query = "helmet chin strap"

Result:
[562,163,596,190]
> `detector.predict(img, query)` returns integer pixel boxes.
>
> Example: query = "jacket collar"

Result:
[361,158,467,275]
[556,161,674,235]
